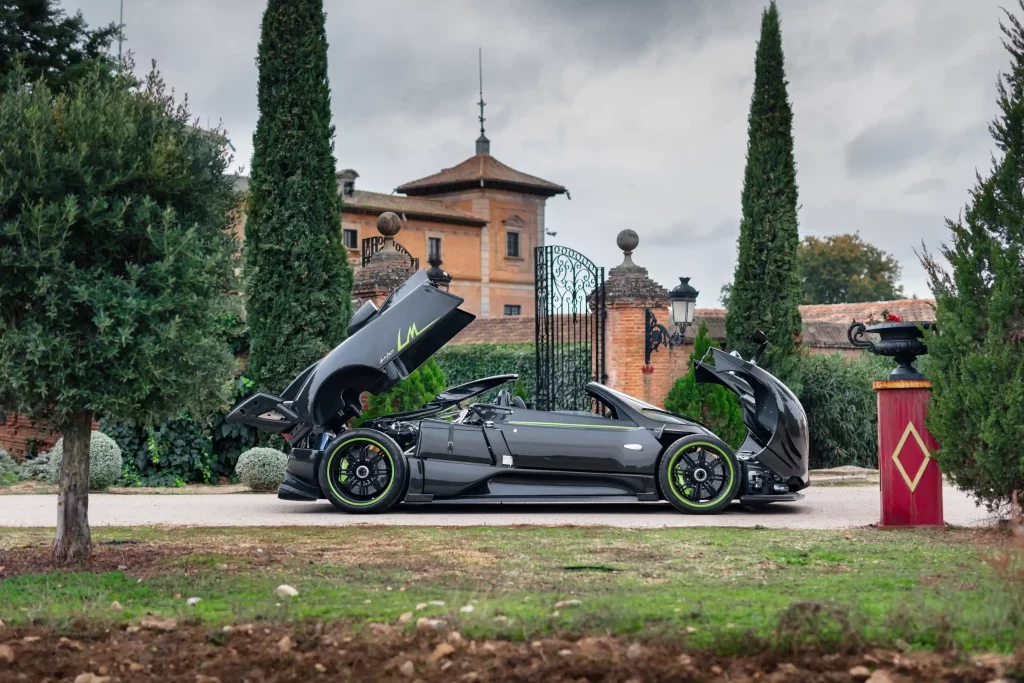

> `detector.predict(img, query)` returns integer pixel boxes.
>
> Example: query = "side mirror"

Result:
[752,329,769,345]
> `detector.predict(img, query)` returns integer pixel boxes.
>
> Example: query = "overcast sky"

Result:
[68,0,1013,304]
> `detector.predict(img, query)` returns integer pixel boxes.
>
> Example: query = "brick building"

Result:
[231,133,567,318]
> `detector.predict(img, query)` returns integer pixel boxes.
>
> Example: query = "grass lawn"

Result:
[1,525,1020,656]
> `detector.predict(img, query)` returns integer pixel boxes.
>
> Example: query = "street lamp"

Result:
[645,277,699,364]
[425,253,452,293]
[669,277,699,328]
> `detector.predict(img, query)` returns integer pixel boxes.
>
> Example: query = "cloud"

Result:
[66,0,1014,306]
[845,118,940,177]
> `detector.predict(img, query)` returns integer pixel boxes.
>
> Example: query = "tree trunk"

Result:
[52,410,93,565]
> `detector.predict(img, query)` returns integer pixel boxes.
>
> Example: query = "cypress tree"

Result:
[725,1,802,365]
[245,0,352,393]
[919,2,1024,516]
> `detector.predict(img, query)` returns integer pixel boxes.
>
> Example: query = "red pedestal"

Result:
[873,380,943,527]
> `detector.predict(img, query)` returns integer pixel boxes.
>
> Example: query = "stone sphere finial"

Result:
[616,229,639,268]
[377,211,402,238]
[617,229,639,254]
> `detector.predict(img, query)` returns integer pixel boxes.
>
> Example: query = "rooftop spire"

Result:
[476,47,490,155]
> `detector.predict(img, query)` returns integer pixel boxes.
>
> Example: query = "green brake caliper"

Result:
[338,457,349,485]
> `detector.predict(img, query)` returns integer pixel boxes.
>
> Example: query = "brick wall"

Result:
[0,415,58,460]
[0,414,99,460]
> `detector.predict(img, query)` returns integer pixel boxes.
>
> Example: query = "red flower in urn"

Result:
[880,309,902,323]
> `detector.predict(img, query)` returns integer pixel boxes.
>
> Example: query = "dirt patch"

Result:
[0,623,1018,683]
[0,543,170,578]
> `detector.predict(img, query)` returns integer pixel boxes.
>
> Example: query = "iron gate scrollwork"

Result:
[534,245,606,412]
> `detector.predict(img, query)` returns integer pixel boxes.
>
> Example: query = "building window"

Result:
[343,228,358,250]
[506,231,520,258]
[428,236,442,262]
[504,305,521,316]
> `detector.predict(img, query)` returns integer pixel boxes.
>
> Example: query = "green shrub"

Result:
[782,352,891,470]
[665,322,746,449]
[19,451,53,482]
[236,447,288,491]
[512,379,529,403]
[0,447,19,486]
[102,417,214,487]
[101,375,258,486]
[359,359,446,423]
[46,431,123,490]
[210,376,259,479]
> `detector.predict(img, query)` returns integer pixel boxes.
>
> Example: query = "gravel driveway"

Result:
[0,485,990,529]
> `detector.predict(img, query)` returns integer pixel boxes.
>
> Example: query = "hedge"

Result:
[781,351,893,470]
[435,343,592,407]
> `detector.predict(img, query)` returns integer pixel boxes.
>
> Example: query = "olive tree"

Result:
[0,63,240,564]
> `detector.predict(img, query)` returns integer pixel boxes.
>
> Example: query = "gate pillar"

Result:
[602,230,669,403]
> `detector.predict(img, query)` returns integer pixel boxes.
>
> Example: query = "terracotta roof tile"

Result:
[342,190,487,226]
[797,299,936,325]
[451,316,537,345]
[449,299,936,349]
[397,154,567,197]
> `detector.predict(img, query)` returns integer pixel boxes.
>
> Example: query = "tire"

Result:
[658,435,740,514]
[318,429,407,513]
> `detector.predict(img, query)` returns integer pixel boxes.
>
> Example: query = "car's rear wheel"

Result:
[318,429,407,513]
[658,435,740,514]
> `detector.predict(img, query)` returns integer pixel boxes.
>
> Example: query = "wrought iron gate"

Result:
[534,245,606,412]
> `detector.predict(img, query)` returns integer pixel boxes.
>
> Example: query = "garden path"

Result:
[0,485,989,528]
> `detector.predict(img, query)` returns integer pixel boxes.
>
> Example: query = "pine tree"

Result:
[0,0,118,91]
[664,322,746,448]
[245,0,352,393]
[0,64,240,563]
[725,1,802,365]
[919,2,1024,516]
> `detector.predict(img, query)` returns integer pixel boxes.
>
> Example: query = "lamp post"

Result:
[645,277,699,364]
[425,253,452,293]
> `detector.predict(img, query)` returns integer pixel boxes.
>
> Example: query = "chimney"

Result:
[337,169,359,197]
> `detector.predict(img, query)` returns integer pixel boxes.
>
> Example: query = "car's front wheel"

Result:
[318,429,407,513]
[658,435,740,514]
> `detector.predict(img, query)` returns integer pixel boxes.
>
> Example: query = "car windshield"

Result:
[595,385,691,424]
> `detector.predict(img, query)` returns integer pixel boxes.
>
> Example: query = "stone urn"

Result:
[847,320,935,380]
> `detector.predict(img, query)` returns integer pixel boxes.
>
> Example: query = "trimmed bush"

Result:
[236,447,288,492]
[46,431,123,490]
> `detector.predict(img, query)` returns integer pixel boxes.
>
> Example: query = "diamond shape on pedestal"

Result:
[891,422,932,493]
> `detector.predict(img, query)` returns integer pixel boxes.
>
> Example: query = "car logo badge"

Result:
[397,317,440,352]
[623,444,642,451]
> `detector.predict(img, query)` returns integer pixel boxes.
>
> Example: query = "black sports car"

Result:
[227,270,809,514]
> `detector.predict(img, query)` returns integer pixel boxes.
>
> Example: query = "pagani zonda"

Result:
[227,270,809,514]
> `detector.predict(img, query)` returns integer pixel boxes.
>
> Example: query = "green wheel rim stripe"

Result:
[666,442,734,509]
[325,437,395,507]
